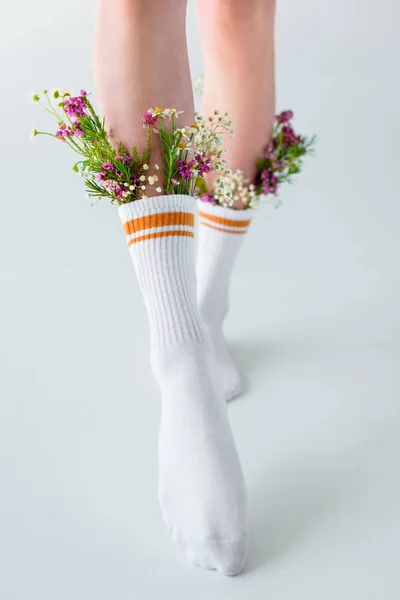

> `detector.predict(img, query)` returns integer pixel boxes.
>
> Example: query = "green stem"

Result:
[37,102,60,120]
[35,131,58,138]
[44,91,65,123]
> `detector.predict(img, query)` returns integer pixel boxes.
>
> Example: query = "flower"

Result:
[281,124,301,148]
[30,128,38,138]
[200,193,217,205]
[166,108,184,118]
[64,94,87,118]
[114,185,123,199]
[177,158,195,181]
[31,92,40,103]
[73,122,85,137]
[143,164,149,170]
[275,110,294,124]
[101,162,114,171]
[260,169,278,195]
[115,155,132,165]
[194,152,212,177]
[55,122,73,140]
[142,110,158,127]
[156,187,162,193]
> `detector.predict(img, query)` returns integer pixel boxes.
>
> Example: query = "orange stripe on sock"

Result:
[198,220,247,235]
[198,210,251,229]
[127,229,194,247]
[124,212,194,237]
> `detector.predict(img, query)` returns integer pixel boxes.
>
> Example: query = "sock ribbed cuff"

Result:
[119,195,205,348]
[197,200,252,235]
[119,195,195,247]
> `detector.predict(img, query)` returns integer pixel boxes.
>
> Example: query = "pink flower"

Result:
[101,162,114,171]
[115,155,132,165]
[71,119,85,137]
[55,122,73,141]
[114,185,123,199]
[281,125,301,148]
[200,194,217,205]
[64,95,87,118]
[194,152,212,177]
[142,111,158,127]
[264,142,276,159]
[97,172,106,182]
[103,179,123,198]
[260,169,278,195]
[275,110,294,124]
[74,126,85,137]
[177,158,195,181]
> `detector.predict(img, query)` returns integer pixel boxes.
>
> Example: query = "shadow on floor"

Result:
[229,337,303,396]
[244,449,356,573]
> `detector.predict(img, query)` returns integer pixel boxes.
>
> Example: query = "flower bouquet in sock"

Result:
[200,109,316,209]
[31,88,248,575]
[31,89,233,205]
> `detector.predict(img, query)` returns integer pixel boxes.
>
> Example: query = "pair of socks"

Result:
[119,195,250,575]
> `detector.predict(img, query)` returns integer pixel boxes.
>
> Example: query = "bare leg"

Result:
[197,0,276,204]
[94,0,194,192]
[195,0,275,399]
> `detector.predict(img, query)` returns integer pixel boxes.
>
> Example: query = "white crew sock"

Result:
[196,201,252,401]
[119,195,247,576]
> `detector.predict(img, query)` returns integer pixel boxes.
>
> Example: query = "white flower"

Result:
[139,175,146,182]
[148,176,156,185]
[141,185,146,190]
[169,108,184,117]
[30,91,41,103]
[143,164,149,170]
[148,108,165,118]
[156,187,162,193]
[154,164,160,170]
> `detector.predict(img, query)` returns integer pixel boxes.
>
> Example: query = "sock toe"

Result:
[181,536,248,576]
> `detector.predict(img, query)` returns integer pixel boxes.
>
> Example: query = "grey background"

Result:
[1,0,399,598]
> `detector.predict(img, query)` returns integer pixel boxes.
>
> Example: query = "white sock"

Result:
[196,201,252,401]
[119,195,247,575]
